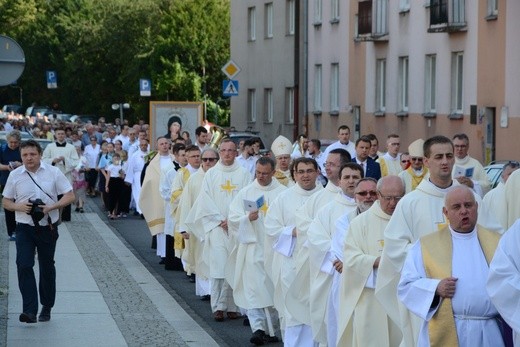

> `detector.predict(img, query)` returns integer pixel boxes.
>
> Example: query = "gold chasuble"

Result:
[420,226,500,347]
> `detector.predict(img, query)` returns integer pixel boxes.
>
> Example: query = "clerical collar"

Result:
[449,225,477,238]
[428,178,453,192]
[56,142,67,147]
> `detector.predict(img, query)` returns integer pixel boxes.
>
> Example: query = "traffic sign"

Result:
[0,35,25,86]
[221,60,241,79]
[46,71,57,89]
[140,78,151,96]
[223,80,239,97]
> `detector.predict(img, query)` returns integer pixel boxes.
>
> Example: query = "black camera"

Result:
[28,198,45,223]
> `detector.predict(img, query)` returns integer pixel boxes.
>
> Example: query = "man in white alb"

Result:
[271,135,294,187]
[264,158,322,346]
[337,176,404,347]
[124,138,149,216]
[323,125,356,163]
[378,134,402,177]
[185,139,251,321]
[399,186,503,347]
[375,135,503,347]
[399,139,429,194]
[227,157,286,345]
[451,133,491,197]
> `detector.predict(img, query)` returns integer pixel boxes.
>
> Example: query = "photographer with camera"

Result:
[2,140,75,324]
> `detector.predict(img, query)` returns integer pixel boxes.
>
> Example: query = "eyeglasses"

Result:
[356,191,378,197]
[202,157,218,162]
[296,169,316,175]
[411,157,423,162]
[378,192,403,202]
[401,160,410,164]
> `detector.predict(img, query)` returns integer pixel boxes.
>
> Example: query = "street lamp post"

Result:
[111,103,130,124]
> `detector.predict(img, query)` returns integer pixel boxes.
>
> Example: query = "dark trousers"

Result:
[165,235,183,271]
[86,169,98,193]
[5,208,16,236]
[107,177,124,213]
[15,223,59,315]
[58,194,71,222]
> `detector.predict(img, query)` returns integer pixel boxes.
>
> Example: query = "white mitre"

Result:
[408,138,424,157]
[271,135,292,157]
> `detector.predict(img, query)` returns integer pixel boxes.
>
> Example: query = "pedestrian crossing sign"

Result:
[223,80,239,97]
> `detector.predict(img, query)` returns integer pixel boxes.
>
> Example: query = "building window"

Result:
[399,0,410,13]
[424,54,436,113]
[265,3,273,38]
[358,1,372,35]
[286,87,295,124]
[487,0,498,17]
[375,59,386,112]
[314,0,322,24]
[314,64,322,112]
[374,0,388,35]
[287,0,295,35]
[330,63,339,112]
[248,89,257,122]
[430,0,465,27]
[264,88,273,123]
[451,52,464,114]
[398,56,409,112]
[331,0,340,22]
[248,7,256,41]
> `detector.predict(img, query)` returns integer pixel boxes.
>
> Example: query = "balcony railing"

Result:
[429,0,466,32]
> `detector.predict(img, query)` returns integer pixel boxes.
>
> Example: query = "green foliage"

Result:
[0,0,230,124]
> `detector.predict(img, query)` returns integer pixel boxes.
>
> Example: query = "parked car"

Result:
[2,104,24,115]
[0,130,33,142]
[484,160,514,189]
[25,106,52,118]
[227,130,266,150]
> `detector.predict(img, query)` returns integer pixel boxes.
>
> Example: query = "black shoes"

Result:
[250,330,265,345]
[19,312,37,324]
[200,294,210,301]
[38,306,51,322]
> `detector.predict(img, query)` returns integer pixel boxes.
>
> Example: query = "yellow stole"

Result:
[274,169,290,186]
[406,166,429,191]
[420,225,500,347]
[171,168,191,250]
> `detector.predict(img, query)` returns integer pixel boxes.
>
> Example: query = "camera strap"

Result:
[26,172,55,202]
[26,172,55,230]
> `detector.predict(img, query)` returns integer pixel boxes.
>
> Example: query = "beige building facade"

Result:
[230,0,520,162]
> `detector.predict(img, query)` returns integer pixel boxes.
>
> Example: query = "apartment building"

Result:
[230,0,520,162]
[230,0,302,148]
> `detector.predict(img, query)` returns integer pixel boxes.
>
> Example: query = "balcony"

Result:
[428,0,467,33]
[356,0,389,42]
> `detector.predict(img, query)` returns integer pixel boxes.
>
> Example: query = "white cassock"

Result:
[398,167,429,194]
[326,209,358,347]
[264,183,322,347]
[227,178,286,309]
[375,178,503,347]
[301,192,356,344]
[337,201,401,347]
[124,149,147,214]
[170,165,197,260]
[158,156,176,257]
[505,170,520,228]
[378,152,402,177]
[452,155,491,196]
[178,169,210,296]
[323,140,356,162]
[482,181,508,230]
[286,182,342,344]
[487,219,520,346]
[185,161,251,313]
[42,142,80,184]
[227,178,287,335]
[399,227,503,347]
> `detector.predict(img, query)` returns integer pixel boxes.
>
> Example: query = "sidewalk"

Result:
[2,211,219,347]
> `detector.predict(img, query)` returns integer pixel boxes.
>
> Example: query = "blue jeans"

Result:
[15,223,59,315]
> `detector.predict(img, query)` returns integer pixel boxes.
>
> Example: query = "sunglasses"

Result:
[401,160,410,163]
[202,157,218,162]
[356,191,378,197]
[411,157,423,162]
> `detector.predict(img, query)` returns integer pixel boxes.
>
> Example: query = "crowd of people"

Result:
[2,111,520,346]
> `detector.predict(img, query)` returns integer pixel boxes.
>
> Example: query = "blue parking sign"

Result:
[46,71,57,89]
[140,79,151,97]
